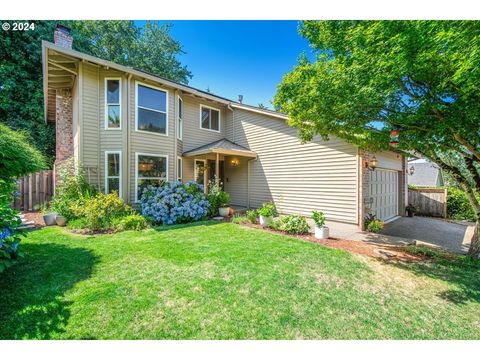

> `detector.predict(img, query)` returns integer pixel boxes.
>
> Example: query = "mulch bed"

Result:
[22,211,46,228]
[237,222,426,263]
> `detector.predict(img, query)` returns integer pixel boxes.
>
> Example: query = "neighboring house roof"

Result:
[408,160,444,187]
[42,41,289,123]
[182,138,257,158]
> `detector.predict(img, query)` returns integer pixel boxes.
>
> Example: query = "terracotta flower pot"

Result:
[56,215,67,227]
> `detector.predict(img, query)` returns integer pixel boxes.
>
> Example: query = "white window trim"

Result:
[104,151,122,198]
[177,96,183,141]
[199,104,221,133]
[177,156,183,182]
[135,152,169,202]
[105,77,122,130]
[194,158,206,185]
[135,81,169,137]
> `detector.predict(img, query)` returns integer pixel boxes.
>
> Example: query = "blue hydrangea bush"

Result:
[0,203,23,272]
[140,181,210,225]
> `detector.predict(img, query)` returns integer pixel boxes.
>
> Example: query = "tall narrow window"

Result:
[136,153,168,201]
[200,105,220,132]
[177,157,183,182]
[105,78,121,129]
[194,159,206,186]
[177,97,183,140]
[105,151,121,197]
[136,83,168,135]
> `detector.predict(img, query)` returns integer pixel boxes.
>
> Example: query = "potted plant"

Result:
[257,202,276,227]
[406,204,417,217]
[364,213,384,233]
[218,191,231,217]
[55,214,67,226]
[312,210,329,239]
[40,203,57,226]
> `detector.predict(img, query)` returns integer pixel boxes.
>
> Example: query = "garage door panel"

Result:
[369,169,399,221]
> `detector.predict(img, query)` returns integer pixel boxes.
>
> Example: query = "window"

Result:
[177,97,183,140]
[194,159,206,186]
[105,151,121,197]
[135,153,168,201]
[136,83,168,135]
[105,78,121,129]
[177,156,183,182]
[200,105,220,132]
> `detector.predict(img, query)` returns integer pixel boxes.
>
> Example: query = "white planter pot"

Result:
[55,215,67,227]
[259,215,273,227]
[43,213,57,226]
[314,226,329,239]
[219,207,230,217]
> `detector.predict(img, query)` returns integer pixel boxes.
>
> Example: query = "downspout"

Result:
[227,103,235,143]
[174,89,178,182]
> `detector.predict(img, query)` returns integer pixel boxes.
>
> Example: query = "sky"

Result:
[135,21,312,109]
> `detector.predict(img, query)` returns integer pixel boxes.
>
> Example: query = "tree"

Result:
[0,123,45,204]
[0,20,192,166]
[275,21,480,257]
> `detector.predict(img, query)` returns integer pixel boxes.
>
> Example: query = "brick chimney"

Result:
[54,24,73,49]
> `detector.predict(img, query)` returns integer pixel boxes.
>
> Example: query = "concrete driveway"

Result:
[377,216,473,254]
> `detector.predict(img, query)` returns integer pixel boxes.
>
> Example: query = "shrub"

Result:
[206,177,222,216]
[140,181,210,225]
[269,218,283,231]
[447,187,476,221]
[77,192,132,231]
[66,218,90,230]
[113,214,149,231]
[246,209,257,223]
[278,215,310,234]
[0,203,23,272]
[367,219,384,233]
[312,210,326,227]
[217,191,230,207]
[406,204,417,213]
[257,202,276,217]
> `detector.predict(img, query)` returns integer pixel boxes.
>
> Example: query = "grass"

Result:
[1,221,479,339]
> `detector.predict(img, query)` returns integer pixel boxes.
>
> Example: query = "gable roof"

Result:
[182,138,256,158]
[408,160,444,187]
[42,41,289,123]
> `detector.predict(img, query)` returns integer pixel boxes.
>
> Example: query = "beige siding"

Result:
[224,155,248,207]
[375,151,403,171]
[128,77,176,202]
[227,109,359,224]
[80,63,100,188]
[181,96,227,152]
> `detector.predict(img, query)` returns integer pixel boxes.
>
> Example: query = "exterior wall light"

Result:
[365,155,377,171]
[407,165,415,175]
[231,159,239,167]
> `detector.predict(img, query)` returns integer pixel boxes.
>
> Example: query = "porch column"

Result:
[215,153,220,185]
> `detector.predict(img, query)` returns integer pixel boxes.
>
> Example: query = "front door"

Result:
[207,160,224,188]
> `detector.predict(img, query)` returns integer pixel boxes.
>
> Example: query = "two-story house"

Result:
[43,25,408,229]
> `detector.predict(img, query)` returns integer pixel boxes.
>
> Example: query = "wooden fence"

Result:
[12,170,54,211]
[408,187,447,218]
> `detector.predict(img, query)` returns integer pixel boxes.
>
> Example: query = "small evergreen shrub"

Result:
[447,187,476,221]
[113,214,149,231]
[141,181,209,225]
[246,209,257,223]
[278,215,310,234]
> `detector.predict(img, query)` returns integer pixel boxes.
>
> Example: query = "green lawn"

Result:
[1,221,479,339]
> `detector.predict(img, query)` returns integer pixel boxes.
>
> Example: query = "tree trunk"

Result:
[468,219,480,258]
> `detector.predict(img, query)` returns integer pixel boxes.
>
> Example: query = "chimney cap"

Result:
[56,24,71,34]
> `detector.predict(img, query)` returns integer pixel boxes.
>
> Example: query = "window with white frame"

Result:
[136,83,168,135]
[177,157,182,182]
[136,153,167,201]
[194,159,206,186]
[105,79,121,129]
[200,105,220,132]
[105,151,121,197]
[177,97,183,140]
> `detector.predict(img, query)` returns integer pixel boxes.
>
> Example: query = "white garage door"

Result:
[369,169,399,221]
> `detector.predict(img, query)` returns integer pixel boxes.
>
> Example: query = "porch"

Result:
[182,139,256,207]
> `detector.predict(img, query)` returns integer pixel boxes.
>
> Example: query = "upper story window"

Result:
[200,105,220,132]
[177,97,183,140]
[136,82,168,135]
[105,78,121,129]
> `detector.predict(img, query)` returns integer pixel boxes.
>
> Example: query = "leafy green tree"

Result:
[0,20,191,166]
[275,21,480,256]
